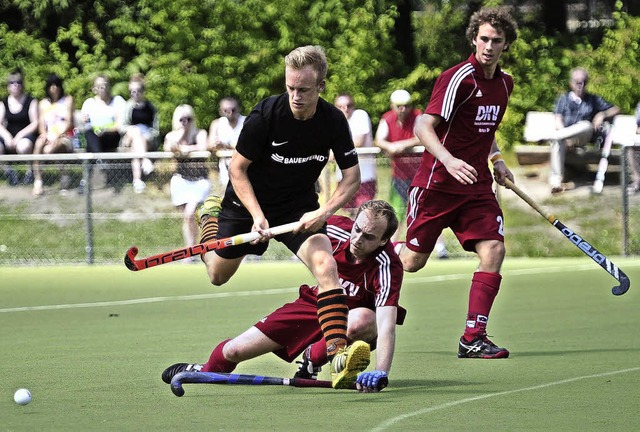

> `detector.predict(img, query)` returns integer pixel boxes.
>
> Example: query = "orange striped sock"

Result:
[199,216,219,244]
[316,288,348,361]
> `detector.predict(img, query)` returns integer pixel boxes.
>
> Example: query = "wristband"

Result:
[490,152,503,164]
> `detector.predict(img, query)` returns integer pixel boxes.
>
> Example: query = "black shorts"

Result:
[215,201,327,259]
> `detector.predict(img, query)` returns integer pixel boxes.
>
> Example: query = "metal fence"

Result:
[1,146,639,266]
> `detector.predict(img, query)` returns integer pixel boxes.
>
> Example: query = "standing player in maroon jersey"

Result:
[162,200,404,392]
[396,7,518,359]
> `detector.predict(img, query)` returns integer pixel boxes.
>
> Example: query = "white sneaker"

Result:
[592,179,604,194]
[133,179,146,194]
[141,158,155,176]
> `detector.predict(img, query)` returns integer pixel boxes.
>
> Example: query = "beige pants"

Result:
[549,121,594,187]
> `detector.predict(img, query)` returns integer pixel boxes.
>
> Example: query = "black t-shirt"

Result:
[226,93,357,217]
[131,100,156,127]
[3,95,34,136]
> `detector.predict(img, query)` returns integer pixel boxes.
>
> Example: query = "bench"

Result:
[515,112,636,171]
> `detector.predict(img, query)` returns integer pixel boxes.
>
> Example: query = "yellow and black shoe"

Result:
[330,340,370,389]
[194,195,222,228]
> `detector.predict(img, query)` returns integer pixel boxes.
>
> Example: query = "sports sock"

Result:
[463,271,502,341]
[307,335,356,367]
[202,338,237,373]
[199,214,219,244]
[316,288,349,362]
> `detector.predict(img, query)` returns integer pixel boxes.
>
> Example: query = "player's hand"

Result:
[492,161,514,186]
[355,371,388,393]
[251,217,272,244]
[297,209,328,234]
[445,158,477,184]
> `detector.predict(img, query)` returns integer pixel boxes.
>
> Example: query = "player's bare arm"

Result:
[375,120,420,156]
[357,305,397,393]
[373,306,397,373]
[228,151,271,241]
[298,165,360,233]
[489,139,514,186]
[414,113,478,184]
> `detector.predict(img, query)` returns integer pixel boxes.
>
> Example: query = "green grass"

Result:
[2,258,639,431]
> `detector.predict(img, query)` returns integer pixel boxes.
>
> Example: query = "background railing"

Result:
[1,146,639,266]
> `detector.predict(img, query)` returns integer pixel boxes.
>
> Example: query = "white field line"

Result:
[1,262,636,314]
[370,367,640,432]
[0,287,299,313]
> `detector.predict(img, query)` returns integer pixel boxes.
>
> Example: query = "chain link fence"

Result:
[621,145,640,255]
[1,147,639,266]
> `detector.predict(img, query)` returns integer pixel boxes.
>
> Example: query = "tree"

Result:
[0,0,404,133]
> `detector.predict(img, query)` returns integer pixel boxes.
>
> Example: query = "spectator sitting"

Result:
[549,67,620,194]
[0,68,38,186]
[208,96,245,192]
[334,93,376,216]
[121,73,159,194]
[164,104,211,254]
[32,73,74,196]
[80,74,126,189]
[81,74,126,153]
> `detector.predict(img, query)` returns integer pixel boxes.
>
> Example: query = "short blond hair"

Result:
[284,45,328,84]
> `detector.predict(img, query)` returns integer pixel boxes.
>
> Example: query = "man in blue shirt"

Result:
[550,67,620,193]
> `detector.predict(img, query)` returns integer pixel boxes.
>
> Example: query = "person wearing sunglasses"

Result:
[122,73,159,193]
[0,69,38,186]
[80,74,126,153]
[79,74,127,189]
[164,104,210,254]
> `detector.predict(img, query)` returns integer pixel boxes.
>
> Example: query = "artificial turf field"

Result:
[2,257,639,431]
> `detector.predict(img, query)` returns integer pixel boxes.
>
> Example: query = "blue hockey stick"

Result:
[170,371,360,396]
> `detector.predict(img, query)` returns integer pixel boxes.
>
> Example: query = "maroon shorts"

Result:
[406,187,504,253]
[254,286,323,363]
[343,180,377,210]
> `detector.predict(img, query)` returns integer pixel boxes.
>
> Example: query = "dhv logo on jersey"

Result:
[340,278,360,296]
[475,105,500,122]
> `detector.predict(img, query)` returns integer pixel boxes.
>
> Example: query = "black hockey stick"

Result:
[169,371,371,397]
[505,178,630,296]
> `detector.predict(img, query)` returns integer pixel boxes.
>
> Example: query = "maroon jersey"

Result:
[300,215,403,310]
[413,54,513,194]
[255,214,404,362]
[381,108,423,181]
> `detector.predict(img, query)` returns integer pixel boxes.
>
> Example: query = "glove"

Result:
[356,370,388,391]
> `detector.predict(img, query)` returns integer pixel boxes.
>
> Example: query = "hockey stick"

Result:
[592,124,614,194]
[169,371,361,397]
[125,222,299,271]
[504,178,630,296]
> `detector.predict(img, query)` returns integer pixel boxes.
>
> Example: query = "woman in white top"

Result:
[208,97,245,191]
[32,74,74,196]
[80,75,126,153]
[164,105,210,253]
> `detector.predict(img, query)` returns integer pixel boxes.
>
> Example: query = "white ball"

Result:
[14,388,32,406]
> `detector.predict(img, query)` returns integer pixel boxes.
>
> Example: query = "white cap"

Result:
[390,89,411,105]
